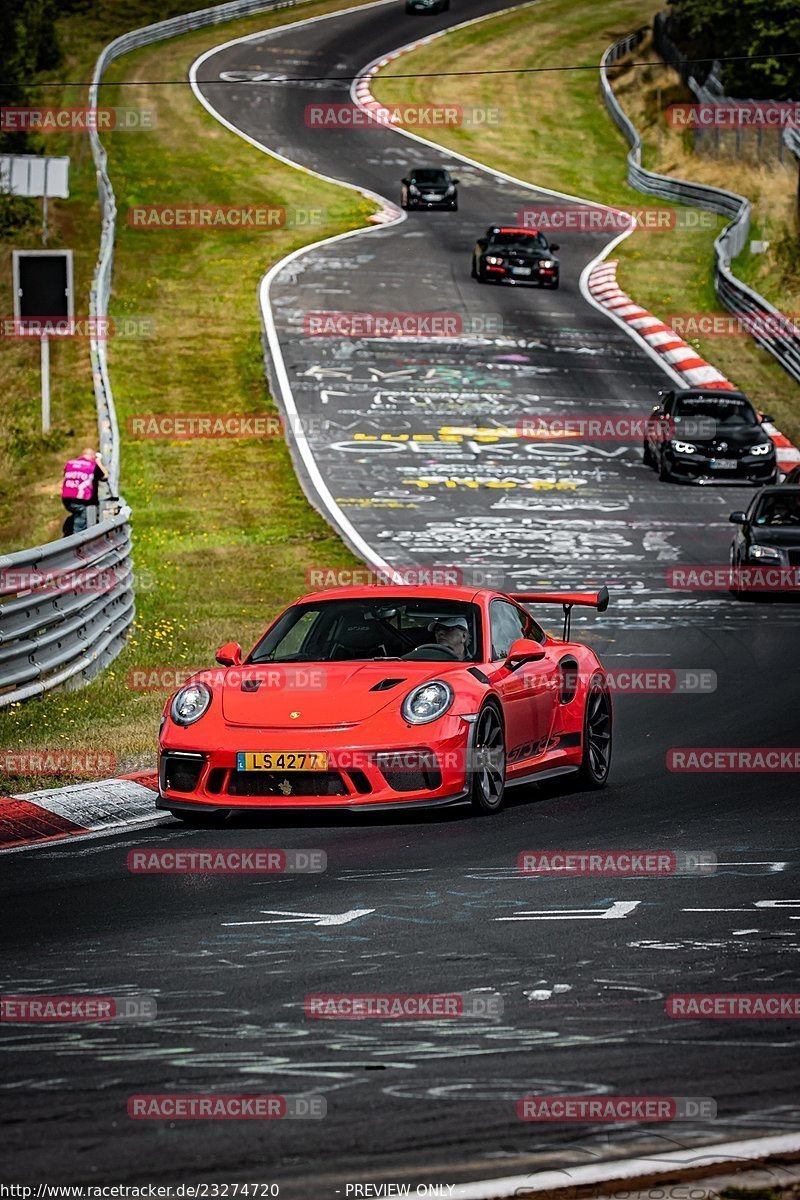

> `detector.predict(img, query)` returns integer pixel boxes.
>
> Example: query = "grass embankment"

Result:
[0,0,375,791]
[371,0,800,442]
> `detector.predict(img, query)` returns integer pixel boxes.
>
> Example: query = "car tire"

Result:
[469,703,506,815]
[729,552,749,600]
[643,440,655,468]
[546,279,559,289]
[658,453,673,482]
[450,201,458,211]
[168,808,229,827]
[574,674,612,789]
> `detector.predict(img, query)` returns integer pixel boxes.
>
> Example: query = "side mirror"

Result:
[216,641,242,666]
[401,177,409,185]
[729,511,747,524]
[477,238,488,248]
[452,178,460,184]
[504,638,546,669]
[549,242,560,251]
[760,413,774,423]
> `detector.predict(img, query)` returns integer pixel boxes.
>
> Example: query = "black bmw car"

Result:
[472,227,560,288]
[401,167,458,210]
[729,487,800,594]
[406,0,449,11]
[643,388,778,485]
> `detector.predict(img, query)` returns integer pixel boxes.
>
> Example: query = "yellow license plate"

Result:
[237,751,328,772]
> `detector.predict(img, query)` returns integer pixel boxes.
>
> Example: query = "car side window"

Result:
[490,601,528,660]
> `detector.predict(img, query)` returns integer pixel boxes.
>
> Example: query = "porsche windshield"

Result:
[250,599,482,663]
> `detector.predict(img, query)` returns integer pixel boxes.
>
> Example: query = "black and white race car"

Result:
[472,226,560,287]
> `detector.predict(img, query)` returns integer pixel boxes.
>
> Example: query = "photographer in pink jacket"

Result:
[61,448,108,536]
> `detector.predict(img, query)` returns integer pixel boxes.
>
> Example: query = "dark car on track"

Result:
[401,167,458,210]
[729,487,800,595]
[472,226,560,287]
[643,387,778,485]
[406,0,449,11]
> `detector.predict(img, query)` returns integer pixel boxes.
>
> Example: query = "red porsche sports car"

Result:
[157,584,612,823]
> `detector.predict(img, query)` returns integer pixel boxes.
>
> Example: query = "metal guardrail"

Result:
[3,0,299,708]
[0,508,134,707]
[600,29,800,386]
[87,0,301,494]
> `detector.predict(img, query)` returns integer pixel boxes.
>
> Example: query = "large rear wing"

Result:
[511,586,609,640]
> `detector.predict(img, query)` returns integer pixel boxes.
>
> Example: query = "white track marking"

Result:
[496,900,641,921]
[449,1132,800,1200]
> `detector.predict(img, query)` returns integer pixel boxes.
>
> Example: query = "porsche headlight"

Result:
[751,442,773,456]
[672,440,697,454]
[749,544,781,561]
[408,184,420,195]
[401,681,454,725]
[485,255,504,266]
[170,683,212,726]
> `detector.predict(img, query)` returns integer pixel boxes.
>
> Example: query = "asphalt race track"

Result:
[2,0,799,1193]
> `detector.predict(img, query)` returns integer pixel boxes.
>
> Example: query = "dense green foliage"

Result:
[667,0,800,98]
[0,0,60,152]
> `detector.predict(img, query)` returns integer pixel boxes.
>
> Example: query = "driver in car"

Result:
[428,616,469,659]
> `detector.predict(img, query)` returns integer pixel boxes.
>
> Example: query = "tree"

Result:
[0,0,61,155]
[667,0,800,98]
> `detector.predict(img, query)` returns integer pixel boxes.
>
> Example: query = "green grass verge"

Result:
[371,0,800,442]
[0,0,377,792]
